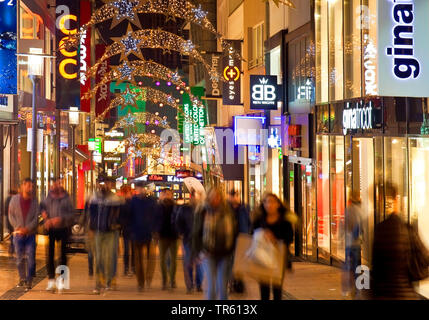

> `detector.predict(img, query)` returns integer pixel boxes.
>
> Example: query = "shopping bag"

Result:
[233,233,286,286]
[245,229,277,269]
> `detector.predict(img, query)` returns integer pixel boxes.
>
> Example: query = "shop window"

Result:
[344,0,362,99]
[20,5,43,40]
[328,0,343,102]
[316,135,330,258]
[248,23,264,69]
[330,136,345,261]
[384,137,408,222]
[315,0,328,104]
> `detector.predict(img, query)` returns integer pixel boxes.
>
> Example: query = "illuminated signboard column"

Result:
[182,87,208,145]
[0,0,17,95]
[250,75,280,110]
[222,40,242,105]
[55,0,80,109]
[376,0,429,97]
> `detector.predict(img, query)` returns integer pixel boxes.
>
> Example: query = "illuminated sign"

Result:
[56,0,80,109]
[377,0,429,96]
[104,140,125,153]
[175,170,194,178]
[222,40,241,106]
[204,52,222,98]
[250,75,280,110]
[234,116,265,146]
[79,0,91,112]
[343,101,377,135]
[267,127,281,149]
[0,0,17,95]
[104,130,124,138]
[182,87,208,145]
[297,79,313,100]
[104,156,121,162]
[95,44,111,116]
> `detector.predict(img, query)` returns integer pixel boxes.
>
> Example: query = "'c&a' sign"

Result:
[55,0,80,109]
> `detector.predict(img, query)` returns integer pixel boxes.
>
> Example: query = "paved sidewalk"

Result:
[1,237,347,300]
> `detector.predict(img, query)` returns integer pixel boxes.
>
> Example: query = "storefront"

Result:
[315,97,429,285]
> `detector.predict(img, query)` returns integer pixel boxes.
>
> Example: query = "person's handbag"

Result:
[245,229,277,269]
[407,224,429,281]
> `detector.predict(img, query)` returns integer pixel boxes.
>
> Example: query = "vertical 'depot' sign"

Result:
[56,0,80,109]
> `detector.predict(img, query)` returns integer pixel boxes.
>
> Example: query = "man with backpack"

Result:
[192,187,238,300]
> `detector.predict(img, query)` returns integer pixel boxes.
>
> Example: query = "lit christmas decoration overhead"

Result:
[192,4,208,22]
[110,0,143,29]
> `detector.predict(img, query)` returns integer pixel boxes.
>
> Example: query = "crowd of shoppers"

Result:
[11,174,429,301]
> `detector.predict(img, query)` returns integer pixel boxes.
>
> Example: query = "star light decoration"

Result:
[111,112,170,132]
[84,29,221,83]
[58,0,223,52]
[83,59,189,100]
[95,86,197,122]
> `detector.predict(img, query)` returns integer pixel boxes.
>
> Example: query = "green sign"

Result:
[181,87,208,145]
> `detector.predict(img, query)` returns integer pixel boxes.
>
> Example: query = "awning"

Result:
[62,148,90,163]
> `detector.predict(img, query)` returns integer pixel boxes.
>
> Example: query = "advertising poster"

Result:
[0,0,17,95]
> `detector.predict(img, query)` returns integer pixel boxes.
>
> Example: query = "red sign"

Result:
[95,44,110,117]
[176,170,193,179]
[148,175,164,181]
[80,0,91,112]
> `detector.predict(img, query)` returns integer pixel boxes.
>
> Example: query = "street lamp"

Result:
[69,107,80,208]
[27,48,44,197]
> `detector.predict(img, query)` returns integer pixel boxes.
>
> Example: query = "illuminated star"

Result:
[192,5,208,22]
[161,119,168,126]
[123,113,136,126]
[114,61,134,84]
[110,0,142,29]
[111,25,145,61]
[164,2,177,22]
[170,71,180,82]
[182,40,195,53]
[135,149,143,158]
[129,134,139,146]
[120,85,138,110]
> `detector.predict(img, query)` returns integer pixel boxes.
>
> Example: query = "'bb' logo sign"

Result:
[250,75,280,110]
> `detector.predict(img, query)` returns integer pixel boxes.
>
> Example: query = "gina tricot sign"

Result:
[377,0,429,97]
[342,101,374,135]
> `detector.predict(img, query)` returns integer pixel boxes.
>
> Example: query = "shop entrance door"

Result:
[351,138,375,267]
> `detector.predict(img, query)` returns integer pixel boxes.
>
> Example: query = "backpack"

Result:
[202,205,236,256]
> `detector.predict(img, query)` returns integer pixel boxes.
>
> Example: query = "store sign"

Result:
[79,0,91,112]
[104,156,121,162]
[175,170,194,178]
[297,79,313,100]
[182,87,208,145]
[95,44,111,116]
[56,0,80,109]
[267,127,281,148]
[105,130,124,138]
[342,101,375,135]
[104,140,125,153]
[250,75,279,110]
[377,0,429,97]
[204,52,222,98]
[0,0,17,95]
[222,40,241,106]
[234,116,265,146]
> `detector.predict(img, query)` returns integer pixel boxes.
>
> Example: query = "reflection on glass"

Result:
[317,135,330,257]
[328,0,343,101]
[384,137,408,221]
[330,136,345,261]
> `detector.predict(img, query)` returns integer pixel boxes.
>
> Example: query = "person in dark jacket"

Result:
[8,178,39,291]
[372,183,422,300]
[118,184,135,276]
[227,190,250,294]
[156,188,179,290]
[176,189,204,294]
[40,177,74,292]
[129,181,158,291]
[192,187,238,300]
[252,193,294,300]
[6,189,18,256]
[87,177,122,294]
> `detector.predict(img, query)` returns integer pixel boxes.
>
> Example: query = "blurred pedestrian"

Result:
[82,195,95,277]
[87,176,122,294]
[227,189,250,294]
[8,178,39,291]
[40,177,74,292]
[252,193,294,300]
[372,182,429,300]
[6,189,18,256]
[157,188,179,290]
[119,184,135,276]
[192,187,238,300]
[342,190,363,299]
[129,181,158,291]
[175,189,204,294]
